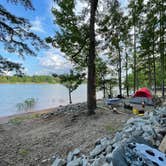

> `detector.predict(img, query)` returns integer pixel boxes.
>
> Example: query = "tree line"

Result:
[0,75,59,83]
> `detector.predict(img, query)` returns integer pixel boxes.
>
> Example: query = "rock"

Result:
[50,106,166,166]
[73,148,80,156]
[67,152,74,162]
[95,138,101,146]
[106,153,112,163]
[159,135,166,153]
[67,158,82,166]
[100,137,110,146]
[82,157,89,166]
[114,132,122,142]
[106,145,113,154]
[0,160,9,166]
[51,158,66,166]
[90,145,106,158]
[91,158,106,166]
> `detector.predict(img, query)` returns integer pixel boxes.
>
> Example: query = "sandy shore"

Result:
[0,107,58,124]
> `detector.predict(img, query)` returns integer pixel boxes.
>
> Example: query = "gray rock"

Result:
[106,145,112,154]
[90,145,106,158]
[67,152,74,162]
[100,137,110,146]
[91,158,106,166]
[67,158,82,166]
[102,163,110,166]
[106,153,112,163]
[95,138,101,146]
[51,158,66,166]
[82,157,89,166]
[73,148,80,156]
[114,132,122,142]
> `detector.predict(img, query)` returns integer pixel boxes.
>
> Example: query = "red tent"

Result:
[134,87,152,99]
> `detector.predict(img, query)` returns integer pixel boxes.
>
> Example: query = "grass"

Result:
[9,114,39,125]
[18,148,29,156]
[105,123,121,134]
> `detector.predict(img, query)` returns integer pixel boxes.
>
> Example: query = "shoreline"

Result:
[0,106,58,124]
[0,101,88,124]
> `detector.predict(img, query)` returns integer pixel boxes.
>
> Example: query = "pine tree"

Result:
[0,0,47,57]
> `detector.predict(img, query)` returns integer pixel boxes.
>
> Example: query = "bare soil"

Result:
[0,105,133,166]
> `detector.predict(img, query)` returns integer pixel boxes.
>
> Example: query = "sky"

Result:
[0,0,127,76]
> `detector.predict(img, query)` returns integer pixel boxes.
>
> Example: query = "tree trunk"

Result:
[152,25,157,94]
[87,0,98,115]
[69,88,72,104]
[160,1,165,97]
[125,51,129,97]
[148,54,152,89]
[103,79,106,98]
[118,46,122,96]
[133,25,137,92]
[133,1,137,92]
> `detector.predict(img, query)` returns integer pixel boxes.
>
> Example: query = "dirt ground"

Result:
[0,105,133,166]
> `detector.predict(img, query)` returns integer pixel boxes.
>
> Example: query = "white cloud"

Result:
[39,49,73,73]
[30,17,45,33]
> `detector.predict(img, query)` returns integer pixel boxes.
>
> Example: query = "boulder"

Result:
[159,135,166,153]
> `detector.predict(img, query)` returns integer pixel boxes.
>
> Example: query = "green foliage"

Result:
[18,148,29,156]
[0,2,47,57]
[53,70,85,103]
[54,70,85,92]
[46,0,89,68]
[0,75,59,83]
[9,114,39,125]
[0,56,24,76]
[16,98,36,112]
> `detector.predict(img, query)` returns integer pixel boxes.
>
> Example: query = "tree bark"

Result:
[152,25,157,94]
[69,88,72,104]
[118,46,122,96]
[148,54,152,89]
[125,51,129,97]
[87,0,98,115]
[133,1,137,92]
[159,0,165,97]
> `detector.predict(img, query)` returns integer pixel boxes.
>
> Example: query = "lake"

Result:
[0,84,103,117]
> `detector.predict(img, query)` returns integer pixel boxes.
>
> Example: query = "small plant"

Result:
[105,123,121,134]
[9,114,39,125]
[16,98,36,112]
[18,148,29,156]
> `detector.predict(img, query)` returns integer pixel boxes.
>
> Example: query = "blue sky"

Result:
[0,0,127,75]
[0,0,72,75]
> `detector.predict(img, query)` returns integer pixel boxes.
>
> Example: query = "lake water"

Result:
[0,84,103,117]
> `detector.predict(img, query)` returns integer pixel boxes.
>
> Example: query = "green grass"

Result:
[105,123,121,134]
[18,148,29,156]
[9,114,39,125]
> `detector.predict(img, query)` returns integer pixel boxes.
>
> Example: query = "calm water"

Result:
[0,84,103,117]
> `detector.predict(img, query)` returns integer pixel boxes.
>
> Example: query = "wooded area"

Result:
[48,0,166,113]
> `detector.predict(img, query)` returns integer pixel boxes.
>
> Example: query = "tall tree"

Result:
[99,0,129,96]
[47,0,98,114]
[87,0,98,114]
[159,0,165,97]
[0,0,47,57]
[128,0,144,92]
